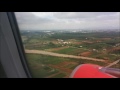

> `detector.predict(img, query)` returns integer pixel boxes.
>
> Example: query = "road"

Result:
[105,59,120,68]
[25,49,106,62]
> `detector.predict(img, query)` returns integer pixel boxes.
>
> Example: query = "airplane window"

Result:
[14,12,120,78]
[0,62,7,78]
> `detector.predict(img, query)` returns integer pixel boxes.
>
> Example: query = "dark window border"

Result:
[0,62,7,78]
[7,12,32,78]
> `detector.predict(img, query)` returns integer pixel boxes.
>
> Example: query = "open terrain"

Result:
[21,30,120,78]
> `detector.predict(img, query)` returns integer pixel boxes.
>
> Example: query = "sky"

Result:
[15,12,120,30]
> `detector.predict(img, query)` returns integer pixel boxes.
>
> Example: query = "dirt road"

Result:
[25,49,106,62]
[105,59,120,68]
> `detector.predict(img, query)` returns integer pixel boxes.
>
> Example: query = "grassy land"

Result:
[21,31,120,78]
[64,64,75,68]
[53,47,87,55]
[25,53,108,78]
[26,54,69,78]
[52,73,66,78]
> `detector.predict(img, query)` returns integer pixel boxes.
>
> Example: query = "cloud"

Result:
[15,12,120,30]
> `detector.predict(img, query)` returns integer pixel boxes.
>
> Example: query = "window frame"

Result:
[0,12,32,78]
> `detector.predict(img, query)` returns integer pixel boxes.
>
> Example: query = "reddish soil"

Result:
[56,61,77,68]
[46,61,78,78]
[103,57,109,60]
[45,72,61,78]
[46,46,68,51]
[48,61,77,74]
[108,47,120,53]
[80,51,92,57]
[49,64,73,73]
[82,41,93,44]
[55,61,70,67]
[64,75,70,78]
[95,40,102,42]
[74,42,82,45]
[101,38,111,40]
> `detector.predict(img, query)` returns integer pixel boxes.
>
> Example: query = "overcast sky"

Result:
[15,12,120,30]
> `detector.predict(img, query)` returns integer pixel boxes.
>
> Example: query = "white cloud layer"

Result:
[15,12,120,30]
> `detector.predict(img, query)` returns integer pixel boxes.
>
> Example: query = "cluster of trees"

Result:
[50,32,119,40]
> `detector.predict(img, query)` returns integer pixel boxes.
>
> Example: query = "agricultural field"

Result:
[25,54,107,78]
[20,30,120,78]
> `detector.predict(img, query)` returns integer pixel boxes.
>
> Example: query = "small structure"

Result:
[115,43,120,47]
[103,49,106,51]
[80,46,83,48]
[93,49,96,51]
[63,42,69,44]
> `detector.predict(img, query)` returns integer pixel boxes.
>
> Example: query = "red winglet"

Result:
[71,64,114,78]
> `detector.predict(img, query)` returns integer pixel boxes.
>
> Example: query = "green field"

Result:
[52,73,66,78]
[25,53,108,78]
[21,30,120,78]
[53,47,87,55]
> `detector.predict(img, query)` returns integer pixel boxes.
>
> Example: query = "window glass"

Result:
[15,12,120,78]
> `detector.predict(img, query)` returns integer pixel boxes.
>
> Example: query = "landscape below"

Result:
[21,30,120,78]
